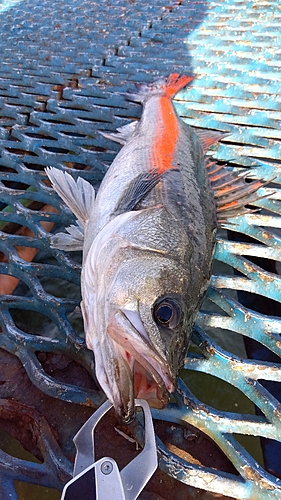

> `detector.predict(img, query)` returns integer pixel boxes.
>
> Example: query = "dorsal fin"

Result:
[206,160,265,222]
[191,129,265,222]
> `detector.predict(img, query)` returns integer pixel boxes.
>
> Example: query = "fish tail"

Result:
[125,73,193,103]
[164,74,193,98]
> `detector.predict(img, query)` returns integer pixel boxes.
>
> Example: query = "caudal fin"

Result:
[125,73,193,103]
[164,74,193,97]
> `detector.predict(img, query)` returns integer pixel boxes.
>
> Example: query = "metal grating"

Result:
[0,0,281,498]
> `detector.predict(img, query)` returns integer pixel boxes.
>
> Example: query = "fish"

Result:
[46,74,263,423]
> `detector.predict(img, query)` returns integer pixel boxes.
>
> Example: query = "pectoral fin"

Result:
[115,170,163,213]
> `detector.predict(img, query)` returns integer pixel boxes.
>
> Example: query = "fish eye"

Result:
[153,298,181,328]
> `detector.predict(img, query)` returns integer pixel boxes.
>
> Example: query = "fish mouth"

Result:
[133,361,170,408]
[107,309,174,423]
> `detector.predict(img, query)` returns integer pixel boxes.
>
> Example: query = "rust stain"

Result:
[244,261,257,274]
[256,365,267,371]
[206,344,216,356]
[243,466,275,490]
[231,362,245,372]
[262,231,274,240]
[167,443,203,466]
[257,271,275,283]
[243,261,275,283]
[84,397,100,408]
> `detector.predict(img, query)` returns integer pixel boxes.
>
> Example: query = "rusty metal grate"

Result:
[0,0,281,499]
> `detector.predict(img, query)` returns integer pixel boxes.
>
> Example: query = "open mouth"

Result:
[107,309,174,411]
[133,361,170,408]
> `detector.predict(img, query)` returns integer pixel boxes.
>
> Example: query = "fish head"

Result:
[82,208,211,423]
[85,258,191,423]
[105,257,189,421]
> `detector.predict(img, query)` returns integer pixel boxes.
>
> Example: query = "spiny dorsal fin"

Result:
[207,160,265,222]
[45,167,95,227]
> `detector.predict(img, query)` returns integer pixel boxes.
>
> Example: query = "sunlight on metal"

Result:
[0,0,23,13]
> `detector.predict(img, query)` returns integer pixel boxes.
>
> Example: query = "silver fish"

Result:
[46,74,263,423]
